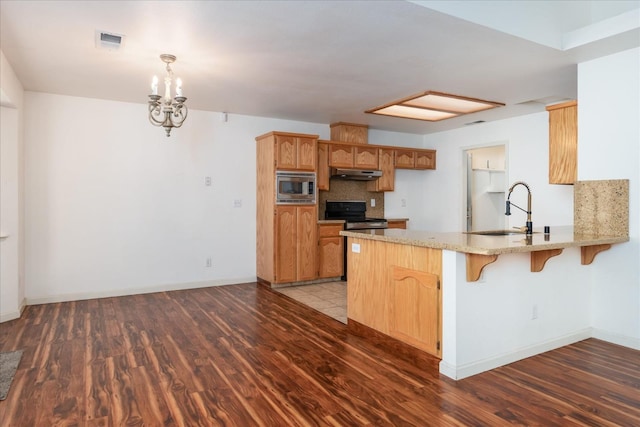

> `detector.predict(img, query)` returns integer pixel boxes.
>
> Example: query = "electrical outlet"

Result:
[401,198,407,207]
[233,199,242,208]
[205,176,212,186]
[351,243,361,253]
[206,257,212,268]
[532,304,538,320]
[370,198,376,208]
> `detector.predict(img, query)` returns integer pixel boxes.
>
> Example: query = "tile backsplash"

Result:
[318,179,384,219]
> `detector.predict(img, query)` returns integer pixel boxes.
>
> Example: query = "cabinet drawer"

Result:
[318,224,344,237]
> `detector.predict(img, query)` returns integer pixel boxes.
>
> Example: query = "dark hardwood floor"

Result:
[1,282,638,426]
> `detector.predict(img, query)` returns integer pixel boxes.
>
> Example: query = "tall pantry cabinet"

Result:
[256,132,319,285]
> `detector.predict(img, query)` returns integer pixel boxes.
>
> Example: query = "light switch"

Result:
[233,199,242,208]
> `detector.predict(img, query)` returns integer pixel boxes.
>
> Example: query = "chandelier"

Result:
[148,54,188,137]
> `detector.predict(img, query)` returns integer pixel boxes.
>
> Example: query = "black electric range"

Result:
[324,200,388,230]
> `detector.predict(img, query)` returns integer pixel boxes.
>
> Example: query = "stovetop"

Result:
[325,200,388,229]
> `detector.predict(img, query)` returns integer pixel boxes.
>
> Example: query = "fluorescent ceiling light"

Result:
[366,91,504,122]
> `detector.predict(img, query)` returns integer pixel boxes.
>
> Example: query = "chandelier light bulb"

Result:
[148,54,188,137]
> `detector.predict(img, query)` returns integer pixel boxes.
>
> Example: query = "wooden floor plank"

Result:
[0,282,638,426]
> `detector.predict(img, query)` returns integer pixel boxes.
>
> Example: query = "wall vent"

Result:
[95,30,125,50]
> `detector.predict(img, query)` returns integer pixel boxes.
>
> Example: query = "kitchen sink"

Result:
[465,230,538,236]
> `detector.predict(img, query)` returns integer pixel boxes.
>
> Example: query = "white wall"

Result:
[23,93,332,302]
[578,47,640,348]
[0,50,25,322]
[422,112,575,232]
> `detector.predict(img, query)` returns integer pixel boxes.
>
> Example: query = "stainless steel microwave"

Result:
[275,171,316,204]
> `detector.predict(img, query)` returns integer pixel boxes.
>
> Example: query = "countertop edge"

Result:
[340,228,629,255]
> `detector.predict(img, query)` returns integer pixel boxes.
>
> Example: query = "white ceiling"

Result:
[1,0,638,134]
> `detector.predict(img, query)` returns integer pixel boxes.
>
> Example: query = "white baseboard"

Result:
[0,298,26,323]
[439,328,593,380]
[25,277,256,305]
[591,328,640,350]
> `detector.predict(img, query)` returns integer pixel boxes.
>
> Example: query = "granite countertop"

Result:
[341,226,629,255]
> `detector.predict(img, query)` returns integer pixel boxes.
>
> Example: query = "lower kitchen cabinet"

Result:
[318,223,344,278]
[390,266,440,355]
[347,238,442,358]
[275,205,317,283]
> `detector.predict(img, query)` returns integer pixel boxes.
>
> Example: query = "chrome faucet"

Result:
[505,181,532,235]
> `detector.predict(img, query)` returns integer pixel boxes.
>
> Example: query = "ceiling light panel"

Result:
[366,91,504,122]
[373,105,459,121]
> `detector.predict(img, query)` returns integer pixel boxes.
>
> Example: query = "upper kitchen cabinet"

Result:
[546,101,577,184]
[395,148,437,170]
[328,143,378,169]
[367,148,395,192]
[354,146,379,169]
[317,142,330,191]
[274,133,318,171]
[330,122,368,144]
[329,144,354,168]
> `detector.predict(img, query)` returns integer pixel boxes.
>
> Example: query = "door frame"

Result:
[461,141,509,232]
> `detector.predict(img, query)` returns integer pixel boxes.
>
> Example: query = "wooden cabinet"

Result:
[275,134,317,171]
[328,143,379,170]
[330,122,368,144]
[390,267,440,355]
[317,223,344,278]
[416,150,436,169]
[256,131,319,285]
[395,148,437,170]
[546,101,577,184]
[317,142,330,191]
[347,237,442,357]
[367,148,395,192]
[395,149,416,169]
[329,144,354,168]
[275,206,317,283]
[354,146,378,169]
[387,219,407,229]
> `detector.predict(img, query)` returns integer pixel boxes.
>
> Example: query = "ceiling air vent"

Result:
[95,30,125,50]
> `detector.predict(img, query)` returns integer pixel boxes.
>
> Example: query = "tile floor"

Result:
[275,281,347,324]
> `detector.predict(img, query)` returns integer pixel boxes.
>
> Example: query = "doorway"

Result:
[464,145,507,231]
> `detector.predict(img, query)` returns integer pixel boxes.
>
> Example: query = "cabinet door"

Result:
[368,148,395,192]
[318,236,344,278]
[275,206,297,283]
[297,206,317,281]
[329,144,354,168]
[297,137,317,171]
[275,135,298,170]
[415,150,436,170]
[547,101,577,184]
[394,149,416,169]
[390,266,440,357]
[317,143,330,191]
[354,146,378,169]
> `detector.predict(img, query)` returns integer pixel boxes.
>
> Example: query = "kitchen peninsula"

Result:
[342,226,629,379]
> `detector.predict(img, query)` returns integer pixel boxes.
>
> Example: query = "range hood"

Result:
[330,168,382,181]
